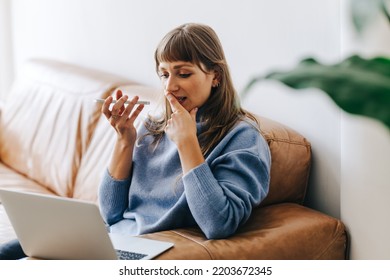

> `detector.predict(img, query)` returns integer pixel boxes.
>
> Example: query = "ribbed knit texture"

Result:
[99,118,271,239]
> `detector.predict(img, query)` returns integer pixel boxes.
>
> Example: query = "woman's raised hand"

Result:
[102,90,145,179]
[164,92,204,174]
[164,92,198,147]
[102,89,145,145]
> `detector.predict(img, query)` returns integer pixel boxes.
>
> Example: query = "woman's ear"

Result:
[212,69,221,88]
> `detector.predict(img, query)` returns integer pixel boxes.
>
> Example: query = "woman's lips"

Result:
[176,96,187,104]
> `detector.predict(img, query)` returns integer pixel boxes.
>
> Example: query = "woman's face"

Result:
[158,61,216,112]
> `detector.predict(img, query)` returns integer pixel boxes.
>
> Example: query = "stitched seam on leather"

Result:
[313,222,346,259]
[261,129,311,147]
[170,230,214,260]
[268,138,311,147]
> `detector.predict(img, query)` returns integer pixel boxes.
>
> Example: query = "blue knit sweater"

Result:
[98,118,271,239]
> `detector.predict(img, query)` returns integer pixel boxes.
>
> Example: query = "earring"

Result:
[213,81,220,88]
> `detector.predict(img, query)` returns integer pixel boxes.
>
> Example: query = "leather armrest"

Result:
[142,203,347,260]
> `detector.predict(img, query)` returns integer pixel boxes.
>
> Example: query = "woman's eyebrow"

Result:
[173,63,194,69]
[159,63,194,71]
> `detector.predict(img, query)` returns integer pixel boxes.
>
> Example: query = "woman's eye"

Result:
[179,73,191,78]
[159,73,169,79]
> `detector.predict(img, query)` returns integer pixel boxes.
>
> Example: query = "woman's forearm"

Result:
[176,136,205,175]
[108,140,135,180]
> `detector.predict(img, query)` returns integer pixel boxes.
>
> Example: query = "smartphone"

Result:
[94,98,150,105]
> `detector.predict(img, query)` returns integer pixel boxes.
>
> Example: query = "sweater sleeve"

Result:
[98,169,131,225]
[182,124,271,239]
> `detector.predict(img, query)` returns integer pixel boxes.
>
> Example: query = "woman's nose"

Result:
[165,76,179,92]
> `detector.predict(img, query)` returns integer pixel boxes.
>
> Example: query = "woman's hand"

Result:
[101,89,144,179]
[165,93,204,174]
[102,90,144,145]
[164,93,198,146]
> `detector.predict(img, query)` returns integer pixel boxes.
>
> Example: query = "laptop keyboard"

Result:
[115,249,147,260]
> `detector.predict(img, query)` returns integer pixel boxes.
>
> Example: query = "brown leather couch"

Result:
[0,59,348,259]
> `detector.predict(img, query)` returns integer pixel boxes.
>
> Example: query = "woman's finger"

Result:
[102,96,113,119]
[165,93,184,113]
[118,96,144,125]
[111,95,128,117]
[116,89,123,100]
[127,104,144,124]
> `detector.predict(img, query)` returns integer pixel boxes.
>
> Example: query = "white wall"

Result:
[2,0,389,259]
[0,0,13,100]
[339,0,390,259]
[8,0,341,91]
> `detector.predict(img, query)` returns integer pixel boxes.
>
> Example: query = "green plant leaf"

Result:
[243,55,390,129]
[351,0,381,33]
[380,0,390,23]
[350,0,390,34]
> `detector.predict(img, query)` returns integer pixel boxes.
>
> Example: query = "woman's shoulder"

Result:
[209,118,270,166]
[221,117,268,150]
[230,116,261,137]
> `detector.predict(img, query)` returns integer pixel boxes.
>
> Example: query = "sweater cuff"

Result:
[182,162,222,207]
[99,169,131,204]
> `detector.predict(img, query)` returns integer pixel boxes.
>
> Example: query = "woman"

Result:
[99,23,271,240]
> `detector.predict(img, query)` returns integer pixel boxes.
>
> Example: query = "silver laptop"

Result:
[0,189,173,260]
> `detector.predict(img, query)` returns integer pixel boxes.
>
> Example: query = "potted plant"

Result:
[241,0,390,130]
